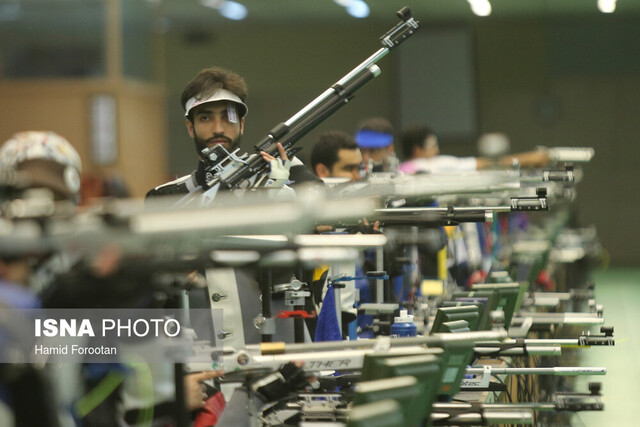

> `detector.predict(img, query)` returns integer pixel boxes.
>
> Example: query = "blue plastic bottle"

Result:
[391,309,417,337]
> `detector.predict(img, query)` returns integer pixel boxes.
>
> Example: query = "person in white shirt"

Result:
[397,125,549,175]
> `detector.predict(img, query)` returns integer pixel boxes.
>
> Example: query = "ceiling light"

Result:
[346,0,370,18]
[219,1,248,20]
[598,0,617,13]
[467,0,492,17]
[334,0,370,19]
[200,0,248,21]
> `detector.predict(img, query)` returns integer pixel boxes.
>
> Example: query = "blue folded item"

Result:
[314,284,342,342]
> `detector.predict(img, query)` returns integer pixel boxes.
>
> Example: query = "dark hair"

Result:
[181,66,248,119]
[310,130,359,173]
[401,125,434,159]
[355,117,394,135]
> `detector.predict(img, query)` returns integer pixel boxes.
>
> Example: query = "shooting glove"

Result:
[263,158,291,188]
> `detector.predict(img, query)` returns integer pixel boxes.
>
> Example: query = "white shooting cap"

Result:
[184,88,248,118]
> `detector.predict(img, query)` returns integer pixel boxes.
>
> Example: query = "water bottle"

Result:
[391,309,417,337]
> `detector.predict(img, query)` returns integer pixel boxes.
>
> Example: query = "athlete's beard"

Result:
[194,133,241,158]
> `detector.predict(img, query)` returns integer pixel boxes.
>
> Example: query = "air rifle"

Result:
[431,382,604,424]
[198,7,419,194]
[373,189,548,227]
[329,188,549,232]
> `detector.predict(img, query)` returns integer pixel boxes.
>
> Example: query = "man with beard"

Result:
[146,66,318,199]
[145,66,317,349]
[310,130,364,182]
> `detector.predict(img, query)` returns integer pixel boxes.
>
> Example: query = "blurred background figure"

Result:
[398,125,473,175]
[0,130,83,293]
[354,117,398,173]
[0,130,82,204]
[0,130,82,427]
[398,125,548,175]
